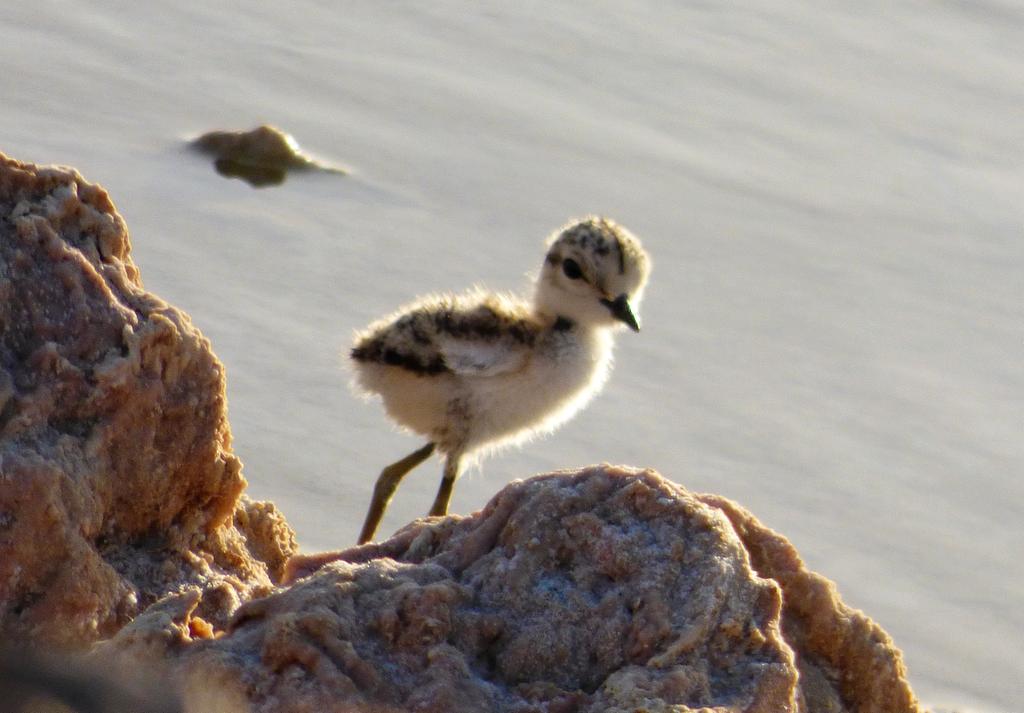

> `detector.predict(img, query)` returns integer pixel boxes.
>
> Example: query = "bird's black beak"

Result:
[601,293,640,332]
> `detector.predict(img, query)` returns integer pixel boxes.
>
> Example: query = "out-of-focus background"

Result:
[2,2,1020,710]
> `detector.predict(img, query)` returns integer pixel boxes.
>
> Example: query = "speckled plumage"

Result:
[350,217,651,543]
[352,292,538,377]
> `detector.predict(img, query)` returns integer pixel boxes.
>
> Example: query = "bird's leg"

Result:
[358,442,435,544]
[428,451,462,517]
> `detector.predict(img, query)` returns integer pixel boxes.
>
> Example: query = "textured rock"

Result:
[700,494,921,713]
[0,152,297,649]
[151,465,919,713]
[164,466,922,713]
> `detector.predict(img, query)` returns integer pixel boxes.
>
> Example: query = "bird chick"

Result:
[350,216,651,543]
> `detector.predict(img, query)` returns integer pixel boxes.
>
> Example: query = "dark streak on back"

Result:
[351,342,449,375]
[352,298,538,376]
[432,304,537,346]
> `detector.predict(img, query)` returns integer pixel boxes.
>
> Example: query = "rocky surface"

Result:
[0,152,297,649]
[700,494,921,713]
[119,466,918,713]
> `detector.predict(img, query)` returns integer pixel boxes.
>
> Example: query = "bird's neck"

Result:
[533,306,605,335]
[534,307,583,332]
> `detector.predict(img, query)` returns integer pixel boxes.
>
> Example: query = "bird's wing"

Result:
[351,291,539,377]
[437,335,530,376]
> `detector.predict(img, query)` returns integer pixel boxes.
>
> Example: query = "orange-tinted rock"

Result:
[180,467,804,712]
[0,152,297,649]
[185,466,922,713]
[699,494,921,713]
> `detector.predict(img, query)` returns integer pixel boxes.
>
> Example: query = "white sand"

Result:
[1,2,1020,710]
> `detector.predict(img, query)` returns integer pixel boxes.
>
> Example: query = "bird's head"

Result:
[535,217,651,331]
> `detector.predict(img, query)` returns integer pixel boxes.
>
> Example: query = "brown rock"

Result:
[699,494,921,713]
[177,466,922,713]
[191,125,347,187]
[0,152,297,649]
[179,467,805,712]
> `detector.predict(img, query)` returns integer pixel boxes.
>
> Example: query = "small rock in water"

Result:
[190,124,346,187]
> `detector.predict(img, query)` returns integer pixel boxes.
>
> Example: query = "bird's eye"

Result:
[562,258,583,280]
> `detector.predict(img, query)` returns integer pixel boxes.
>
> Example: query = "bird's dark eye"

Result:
[562,258,583,280]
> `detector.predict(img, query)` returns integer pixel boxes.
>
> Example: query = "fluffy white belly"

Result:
[352,328,613,454]
[463,330,612,453]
